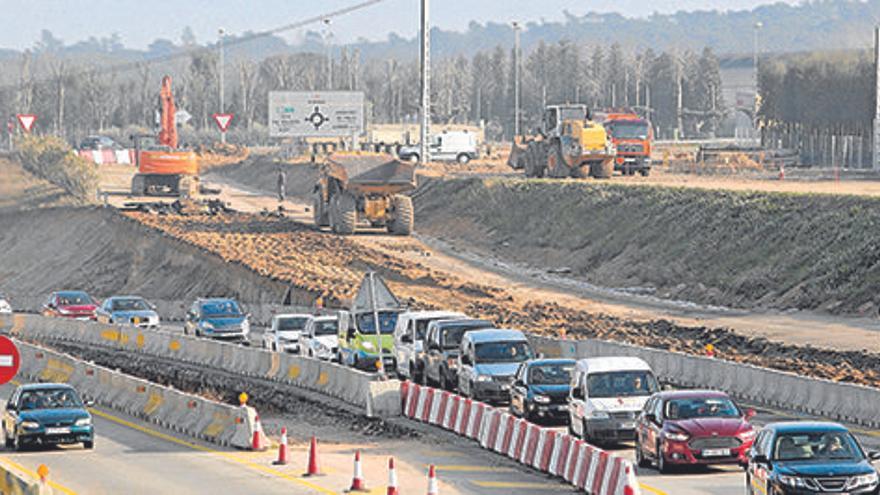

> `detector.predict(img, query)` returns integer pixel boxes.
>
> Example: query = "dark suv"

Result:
[422,319,493,390]
[746,422,880,494]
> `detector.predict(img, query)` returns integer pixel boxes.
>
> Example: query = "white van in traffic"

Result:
[568,357,658,443]
[397,131,479,164]
[394,310,466,382]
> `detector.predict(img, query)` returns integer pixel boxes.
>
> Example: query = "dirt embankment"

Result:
[0,207,292,310]
[0,156,80,213]
[207,153,319,200]
[414,178,880,316]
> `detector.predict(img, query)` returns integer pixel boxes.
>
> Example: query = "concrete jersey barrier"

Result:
[400,381,640,495]
[15,340,255,450]
[527,334,880,429]
[3,314,401,418]
[0,460,51,495]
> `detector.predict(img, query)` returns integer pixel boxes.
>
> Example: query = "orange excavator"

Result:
[130,76,199,197]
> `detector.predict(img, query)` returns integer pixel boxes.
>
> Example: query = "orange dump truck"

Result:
[600,112,653,176]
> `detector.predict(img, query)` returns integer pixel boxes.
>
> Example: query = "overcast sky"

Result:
[0,0,798,50]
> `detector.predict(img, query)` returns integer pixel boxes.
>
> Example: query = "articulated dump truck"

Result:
[508,104,616,179]
[312,152,416,236]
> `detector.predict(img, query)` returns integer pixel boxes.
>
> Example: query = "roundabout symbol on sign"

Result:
[305,106,329,130]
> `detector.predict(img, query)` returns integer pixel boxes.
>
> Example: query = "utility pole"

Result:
[512,21,521,137]
[753,21,763,142]
[676,56,683,140]
[419,0,430,164]
[324,18,333,90]
[874,26,880,170]
[218,27,226,144]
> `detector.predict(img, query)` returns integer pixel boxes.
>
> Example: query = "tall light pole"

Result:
[218,27,226,144]
[512,21,521,138]
[324,18,333,90]
[753,21,763,140]
[419,0,430,164]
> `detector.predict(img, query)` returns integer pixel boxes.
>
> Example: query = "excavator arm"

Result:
[157,75,178,149]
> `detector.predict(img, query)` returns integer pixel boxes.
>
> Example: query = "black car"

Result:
[79,135,120,151]
[421,319,494,390]
[509,358,575,424]
[746,422,880,494]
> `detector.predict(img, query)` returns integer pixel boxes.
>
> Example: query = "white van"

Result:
[568,357,659,443]
[393,310,466,382]
[398,131,479,164]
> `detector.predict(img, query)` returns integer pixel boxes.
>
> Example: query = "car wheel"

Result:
[84,439,94,450]
[457,153,471,164]
[581,419,590,441]
[195,328,202,338]
[656,441,670,474]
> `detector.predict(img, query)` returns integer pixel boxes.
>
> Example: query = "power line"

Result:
[1,0,385,92]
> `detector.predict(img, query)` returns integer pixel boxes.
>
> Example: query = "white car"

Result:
[262,314,313,353]
[393,310,466,383]
[0,297,11,314]
[300,315,339,361]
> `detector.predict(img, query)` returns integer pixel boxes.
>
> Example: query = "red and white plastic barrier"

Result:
[401,382,640,495]
[78,149,135,165]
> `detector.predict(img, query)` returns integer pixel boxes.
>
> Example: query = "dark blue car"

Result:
[746,422,880,494]
[3,383,94,450]
[509,358,576,423]
[184,298,250,343]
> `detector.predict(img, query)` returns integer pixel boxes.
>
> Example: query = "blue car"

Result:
[746,422,880,494]
[95,295,160,329]
[509,358,576,423]
[457,329,534,403]
[184,298,250,343]
[2,383,94,451]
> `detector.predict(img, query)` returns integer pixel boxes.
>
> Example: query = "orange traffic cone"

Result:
[273,427,289,465]
[386,457,399,495]
[349,450,368,492]
[426,464,439,495]
[303,436,322,477]
[251,415,267,451]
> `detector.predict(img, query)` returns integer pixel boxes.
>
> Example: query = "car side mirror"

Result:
[401,334,412,344]
[6,403,16,412]
[514,379,524,387]
[745,408,756,420]
[753,454,769,465]
[869,451,880,461]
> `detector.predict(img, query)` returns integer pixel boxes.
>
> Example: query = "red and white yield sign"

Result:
[16,114,37,133]
[0,336,21,385]
[212,113,234,133]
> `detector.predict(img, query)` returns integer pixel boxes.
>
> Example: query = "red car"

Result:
[634,390,756,473]
[42,291,99,320]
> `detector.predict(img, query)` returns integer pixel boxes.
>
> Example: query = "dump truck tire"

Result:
[312,191,330,227]
[331,193,357,235]
[388,195,414,236]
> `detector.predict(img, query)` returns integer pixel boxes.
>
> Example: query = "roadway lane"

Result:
[0,383,331,495]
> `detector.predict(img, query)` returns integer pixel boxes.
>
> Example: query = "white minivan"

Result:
[568,357,659,443]
[394,310,466,383]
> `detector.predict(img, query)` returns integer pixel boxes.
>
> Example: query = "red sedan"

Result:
[634,390,756,473]
[42,291,99,321]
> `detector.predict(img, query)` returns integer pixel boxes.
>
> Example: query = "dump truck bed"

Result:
[325,153,416,195]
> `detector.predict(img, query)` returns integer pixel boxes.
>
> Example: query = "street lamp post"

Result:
[512,21,521,138]
[753,21,763,141]
[419,0,430,164]
[324,18,333,90]
[218,27,226,144]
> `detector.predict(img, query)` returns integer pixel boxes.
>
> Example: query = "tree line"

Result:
[0,39,726,145]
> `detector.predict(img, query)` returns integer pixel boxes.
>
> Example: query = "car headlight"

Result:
[20,421,40,430]
[847,472,879,489]
[75,417,92,427]
[662,430,690,442]
[476,375,492,382]
[589,410,610,420]
[533,394,551,404]
[202,322,214,330]
[779,475,809,488]
[362,341,375,351]
[241,319,250,335]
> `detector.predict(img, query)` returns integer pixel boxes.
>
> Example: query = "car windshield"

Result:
[111,298,149,311]
[414,319,437,340]
[529,363,574,385]
[774,431,864,462]
[474,341,532,363]
[57,293,92,305]
[441,323,491,349]
[277,317,309,331]
[665,397,740,420]
[313,320,337,336]
[201,301,242,317]
[586,370,658,398]
[357,311,399,334]
[19,389,83,410]
[607,121,649,139]
[558,106,586,122]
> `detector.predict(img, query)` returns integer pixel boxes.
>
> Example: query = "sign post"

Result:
[0,336,21,385]
[16,114,36,133]
[213,113,234,135]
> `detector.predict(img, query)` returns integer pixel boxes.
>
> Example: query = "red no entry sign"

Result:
[0,336,20,385]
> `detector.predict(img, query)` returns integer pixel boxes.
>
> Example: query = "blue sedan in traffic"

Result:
[95,295,160,329]
[3,383,94,451]
[509,358,576,423]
